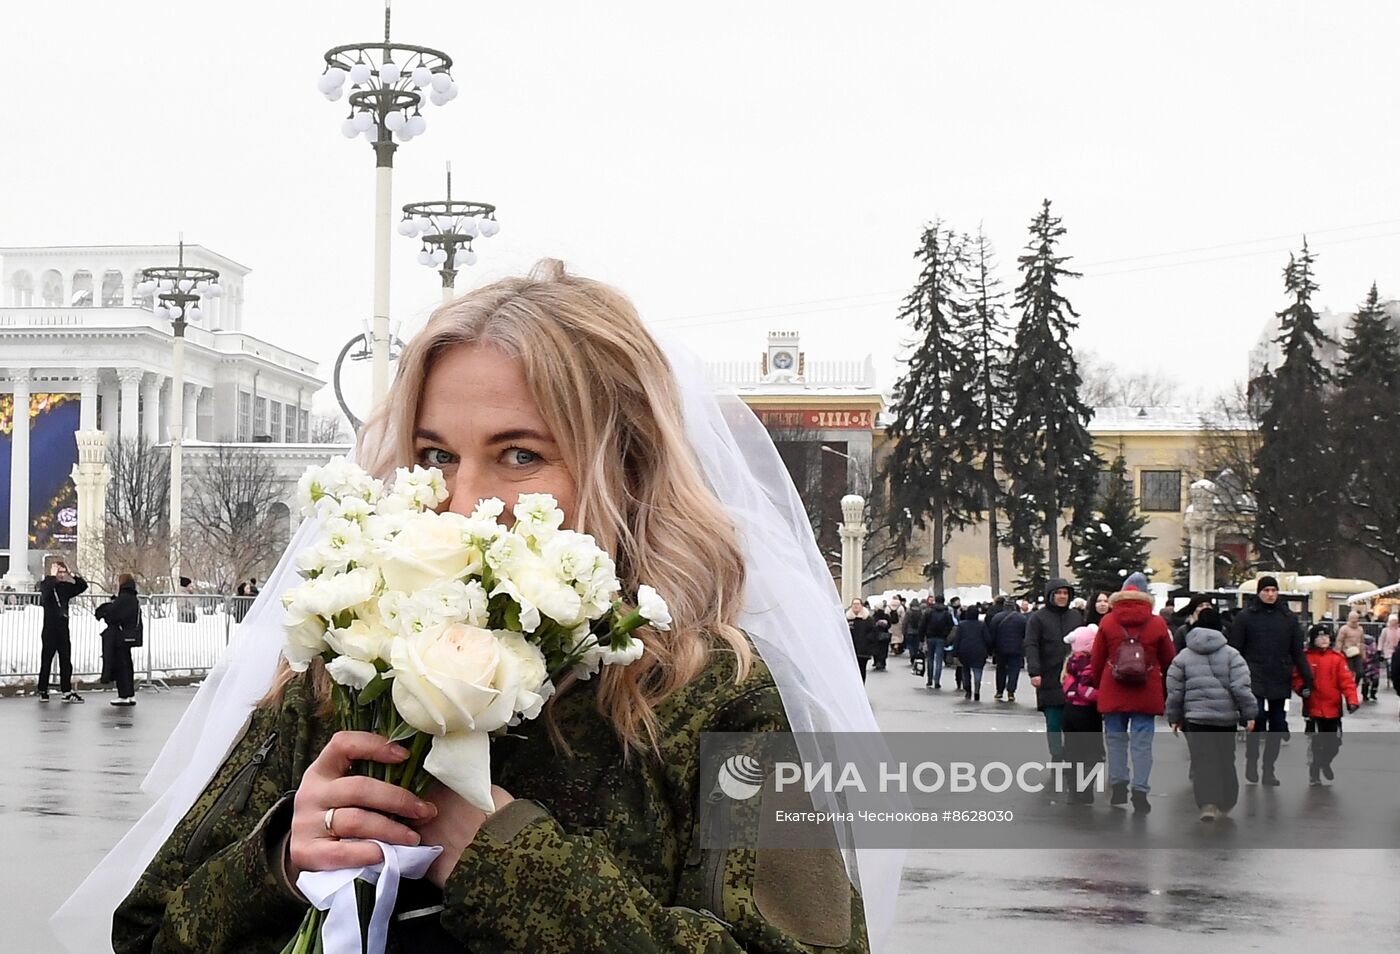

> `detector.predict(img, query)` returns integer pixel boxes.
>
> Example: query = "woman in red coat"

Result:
[1294,625,1360,785]
[1090,573,1177,813]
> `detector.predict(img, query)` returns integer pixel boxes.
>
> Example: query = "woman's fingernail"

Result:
[390,746,410,759]
[418,802,437,818]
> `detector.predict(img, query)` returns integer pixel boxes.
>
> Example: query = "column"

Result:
[838,494,866,607]
[4,370,34,586]
[118,368,143,443]
[72,368,110,582]
[183,384,199,441]
[100,376,119,434]
[78,368,100,431]
[142,374,162,444]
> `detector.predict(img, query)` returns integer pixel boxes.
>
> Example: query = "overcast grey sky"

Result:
[5,1,1399,419]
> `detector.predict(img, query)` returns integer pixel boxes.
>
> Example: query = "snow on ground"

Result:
[0,596,246,686]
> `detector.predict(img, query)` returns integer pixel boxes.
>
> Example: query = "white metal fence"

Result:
[0,593,257,688]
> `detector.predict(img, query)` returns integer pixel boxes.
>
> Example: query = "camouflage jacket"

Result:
[113,647,870,953]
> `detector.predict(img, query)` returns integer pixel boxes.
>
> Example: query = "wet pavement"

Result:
[4,668,1396,952]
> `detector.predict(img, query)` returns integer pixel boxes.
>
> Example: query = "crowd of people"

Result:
[848,573,1400,822]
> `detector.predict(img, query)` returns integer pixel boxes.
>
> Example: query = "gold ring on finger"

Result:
[323,807,339,839]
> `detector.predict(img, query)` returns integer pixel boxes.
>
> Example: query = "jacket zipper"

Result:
[183,731,279,864]
[698,777,730,921]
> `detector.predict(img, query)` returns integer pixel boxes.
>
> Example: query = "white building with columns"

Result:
[1,243,342,587]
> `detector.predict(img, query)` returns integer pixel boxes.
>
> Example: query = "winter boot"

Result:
[1110,782,1129,807]
[1131,790,1151,814]
[1245,762,1259,785]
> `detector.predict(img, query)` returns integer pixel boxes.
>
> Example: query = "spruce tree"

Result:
[1002,199,1102,582]
[884,221,981,593]
[1333,282,1400,578]
[1250,240,1338,572]
[1071,455,1153,596]
[957,227,1012,594]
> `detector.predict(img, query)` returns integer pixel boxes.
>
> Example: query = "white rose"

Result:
[374,510,481,593]
[325,616,395,664]
[325,655,378,690]
[636,584,672,631]
[391,623,517,813]
[282,616,328,671]
[601,636,646,667]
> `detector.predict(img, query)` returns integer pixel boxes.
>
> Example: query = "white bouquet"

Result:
[278,457,668,954]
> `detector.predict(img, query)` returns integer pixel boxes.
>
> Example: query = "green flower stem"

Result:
[395,731,431,791]
[613,609,645,637]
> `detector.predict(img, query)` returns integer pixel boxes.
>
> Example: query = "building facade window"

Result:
[299,409,310,443]
[254,396,267,437]
[269,401,283,444]
[1094,470,1113,505]
[237,391,251,442]
[284,406,298,443]
[1140,470,1182,512]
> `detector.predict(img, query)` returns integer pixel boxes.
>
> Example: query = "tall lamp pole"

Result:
[400,162,499,301]
[135,241,222,589]
[318,1,456,403]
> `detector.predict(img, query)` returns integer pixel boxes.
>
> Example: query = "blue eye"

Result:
[505,448,539,467]
[418,447,455,466]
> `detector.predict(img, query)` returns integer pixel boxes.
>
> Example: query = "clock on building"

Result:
[772,350,795,371]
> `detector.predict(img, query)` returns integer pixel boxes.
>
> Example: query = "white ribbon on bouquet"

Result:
[296,842,442,954]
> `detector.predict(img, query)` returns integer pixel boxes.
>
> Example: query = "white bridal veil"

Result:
[53,337,903,953]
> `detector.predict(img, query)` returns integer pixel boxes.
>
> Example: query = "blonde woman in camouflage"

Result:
[78,261,893,954]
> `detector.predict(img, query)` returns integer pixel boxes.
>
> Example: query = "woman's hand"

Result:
[414,782,515,889]
[288,731,439,882]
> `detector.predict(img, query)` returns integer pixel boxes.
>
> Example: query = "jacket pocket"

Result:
[183,730,279,864]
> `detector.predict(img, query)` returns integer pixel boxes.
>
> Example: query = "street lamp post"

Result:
[332,327,407,434]
[135,241,222,589]
[318,0,456,403]
[400,162,499,301]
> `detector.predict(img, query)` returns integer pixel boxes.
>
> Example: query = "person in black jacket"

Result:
[921,595,956,689]
[38,561,88,702]
[870,601,894,672]
[96,575,142,706]
[949,605,992,701]
[1228,576,1313,785]
[904,598,926,673]
[1024,578,1084,761]
[990,605,1028,702]
[847,598,878,683]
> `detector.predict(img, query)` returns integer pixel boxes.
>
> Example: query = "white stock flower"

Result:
[512,493,565,542]
[601,636,646,667]
[470,498,506,522]
[325,616,395,664]
[566,627,606,681]
[496,632,553,722]
[325,655,378,690]
[374,510,481,593]
[490,551,584,632]
[420,578,491,628]
[296,516,368,576]
[297,457,383,517]
[282,616,329,671]
[283,567,381,627]
[636,585,673,631]
[388,465,450,512]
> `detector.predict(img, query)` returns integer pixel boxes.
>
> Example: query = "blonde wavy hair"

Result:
[271,259,751,754]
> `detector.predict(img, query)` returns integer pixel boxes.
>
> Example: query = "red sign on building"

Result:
[752,407,873,430]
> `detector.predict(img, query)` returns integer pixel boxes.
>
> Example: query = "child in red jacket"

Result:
[1295,625,1360,785]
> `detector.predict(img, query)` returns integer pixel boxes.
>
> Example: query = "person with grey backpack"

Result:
[1166,606,1256,822]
